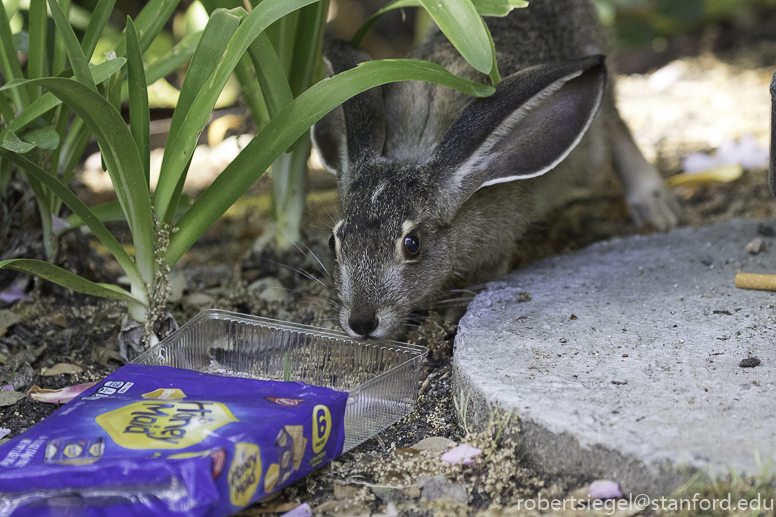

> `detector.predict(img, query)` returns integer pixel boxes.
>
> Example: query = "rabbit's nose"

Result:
[349,316,379,337]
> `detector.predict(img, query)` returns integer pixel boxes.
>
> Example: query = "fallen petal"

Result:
[0,285,28,303]
[682,152,718,173]
[1,385,13,391]
[51,214,71,235]
[587,479,622,499]
[0,428,9,440]
[440,444,482,466]
[29,382,98,403]
[281,502,311,517]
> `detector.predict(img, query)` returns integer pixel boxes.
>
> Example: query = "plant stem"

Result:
[271,136,310,249]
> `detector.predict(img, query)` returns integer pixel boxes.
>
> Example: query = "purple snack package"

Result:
[0,364,348,517]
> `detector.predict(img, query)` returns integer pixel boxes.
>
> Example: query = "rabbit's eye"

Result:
[329,234,337,255]
[403,233,421,259]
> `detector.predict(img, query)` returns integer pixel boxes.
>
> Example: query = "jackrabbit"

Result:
[312,0,680,339]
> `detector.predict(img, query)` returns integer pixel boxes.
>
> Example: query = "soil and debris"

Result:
[2,28,776,517]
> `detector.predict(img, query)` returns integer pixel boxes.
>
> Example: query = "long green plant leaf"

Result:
[247,33,292,118]
[417,0,492,74]
[114,0,181,56]
[0,149,147,300]
[80,0,117,60]
[27,0,48,99]
[351,0,527,48]
[1,59,127,136]
[65,195,191,227]
[0,259,143,304]
[0,0,29,110]
[23,77,155,285]
[152,0,319,223]
[126,18,150,184]
[158,8,240,222]
[47,0,95,90]
[166,58,494,264]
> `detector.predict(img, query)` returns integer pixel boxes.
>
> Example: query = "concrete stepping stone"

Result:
[453,218,776,495]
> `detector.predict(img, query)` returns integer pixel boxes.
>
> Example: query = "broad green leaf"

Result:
[418,0,492,74]
[0,259,143,304]
[47,0,95,90]
[19,124,60,150]
[26,77,155,286]
[2,129,35,153]
[126,18,150,184]
[0,0,29,109]
[152,0,320,223]
[351,0,528,47]
[2,59,127,134]
[0,149,147,301]
[166,58,494,264]
[81,0,117,61]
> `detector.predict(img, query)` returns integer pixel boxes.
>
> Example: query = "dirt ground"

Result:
[2,19,776,517]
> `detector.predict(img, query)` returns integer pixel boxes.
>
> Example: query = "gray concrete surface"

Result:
[453,218,776,495]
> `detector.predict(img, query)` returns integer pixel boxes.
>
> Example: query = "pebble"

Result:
[248,277,289,304]
[739,357,761,368]
[745,238,766,255]
[419,475,468,505]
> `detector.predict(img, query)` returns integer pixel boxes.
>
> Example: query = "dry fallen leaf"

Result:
[41,363,83,376]
[666,163,743,188]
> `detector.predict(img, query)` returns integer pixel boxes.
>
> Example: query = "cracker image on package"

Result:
[0,364,348,517]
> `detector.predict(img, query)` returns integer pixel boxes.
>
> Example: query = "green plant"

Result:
[0,0,517,344]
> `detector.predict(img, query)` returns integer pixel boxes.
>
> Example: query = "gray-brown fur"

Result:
[313,0,680,340]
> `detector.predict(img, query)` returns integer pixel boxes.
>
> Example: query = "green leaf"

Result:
[473,0,527,16]
[0,0,29,110]
[121,30,202,101]
[418,0,492,74]
[114,0,181,56]
[2,59,127,135]
[47,0,96,90]
[247,32,292,119]
[125,18,150,184]
[2,129,35,153]
[152,0,320,223]
[19,124,60,150]
[26,77,155,286]
[158,8,240,221]
[166,58,494,264]
[65,194,191,227]
[0,259,144,304]
[80,0,117,61]
[27,0,49,94]
[0,149,147,301]
[351,0,527,47]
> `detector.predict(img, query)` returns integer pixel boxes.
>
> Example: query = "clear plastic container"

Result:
[132,309,428,452]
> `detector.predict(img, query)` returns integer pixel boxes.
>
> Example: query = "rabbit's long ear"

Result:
[311,40,386,190]
[431,55,606,215]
